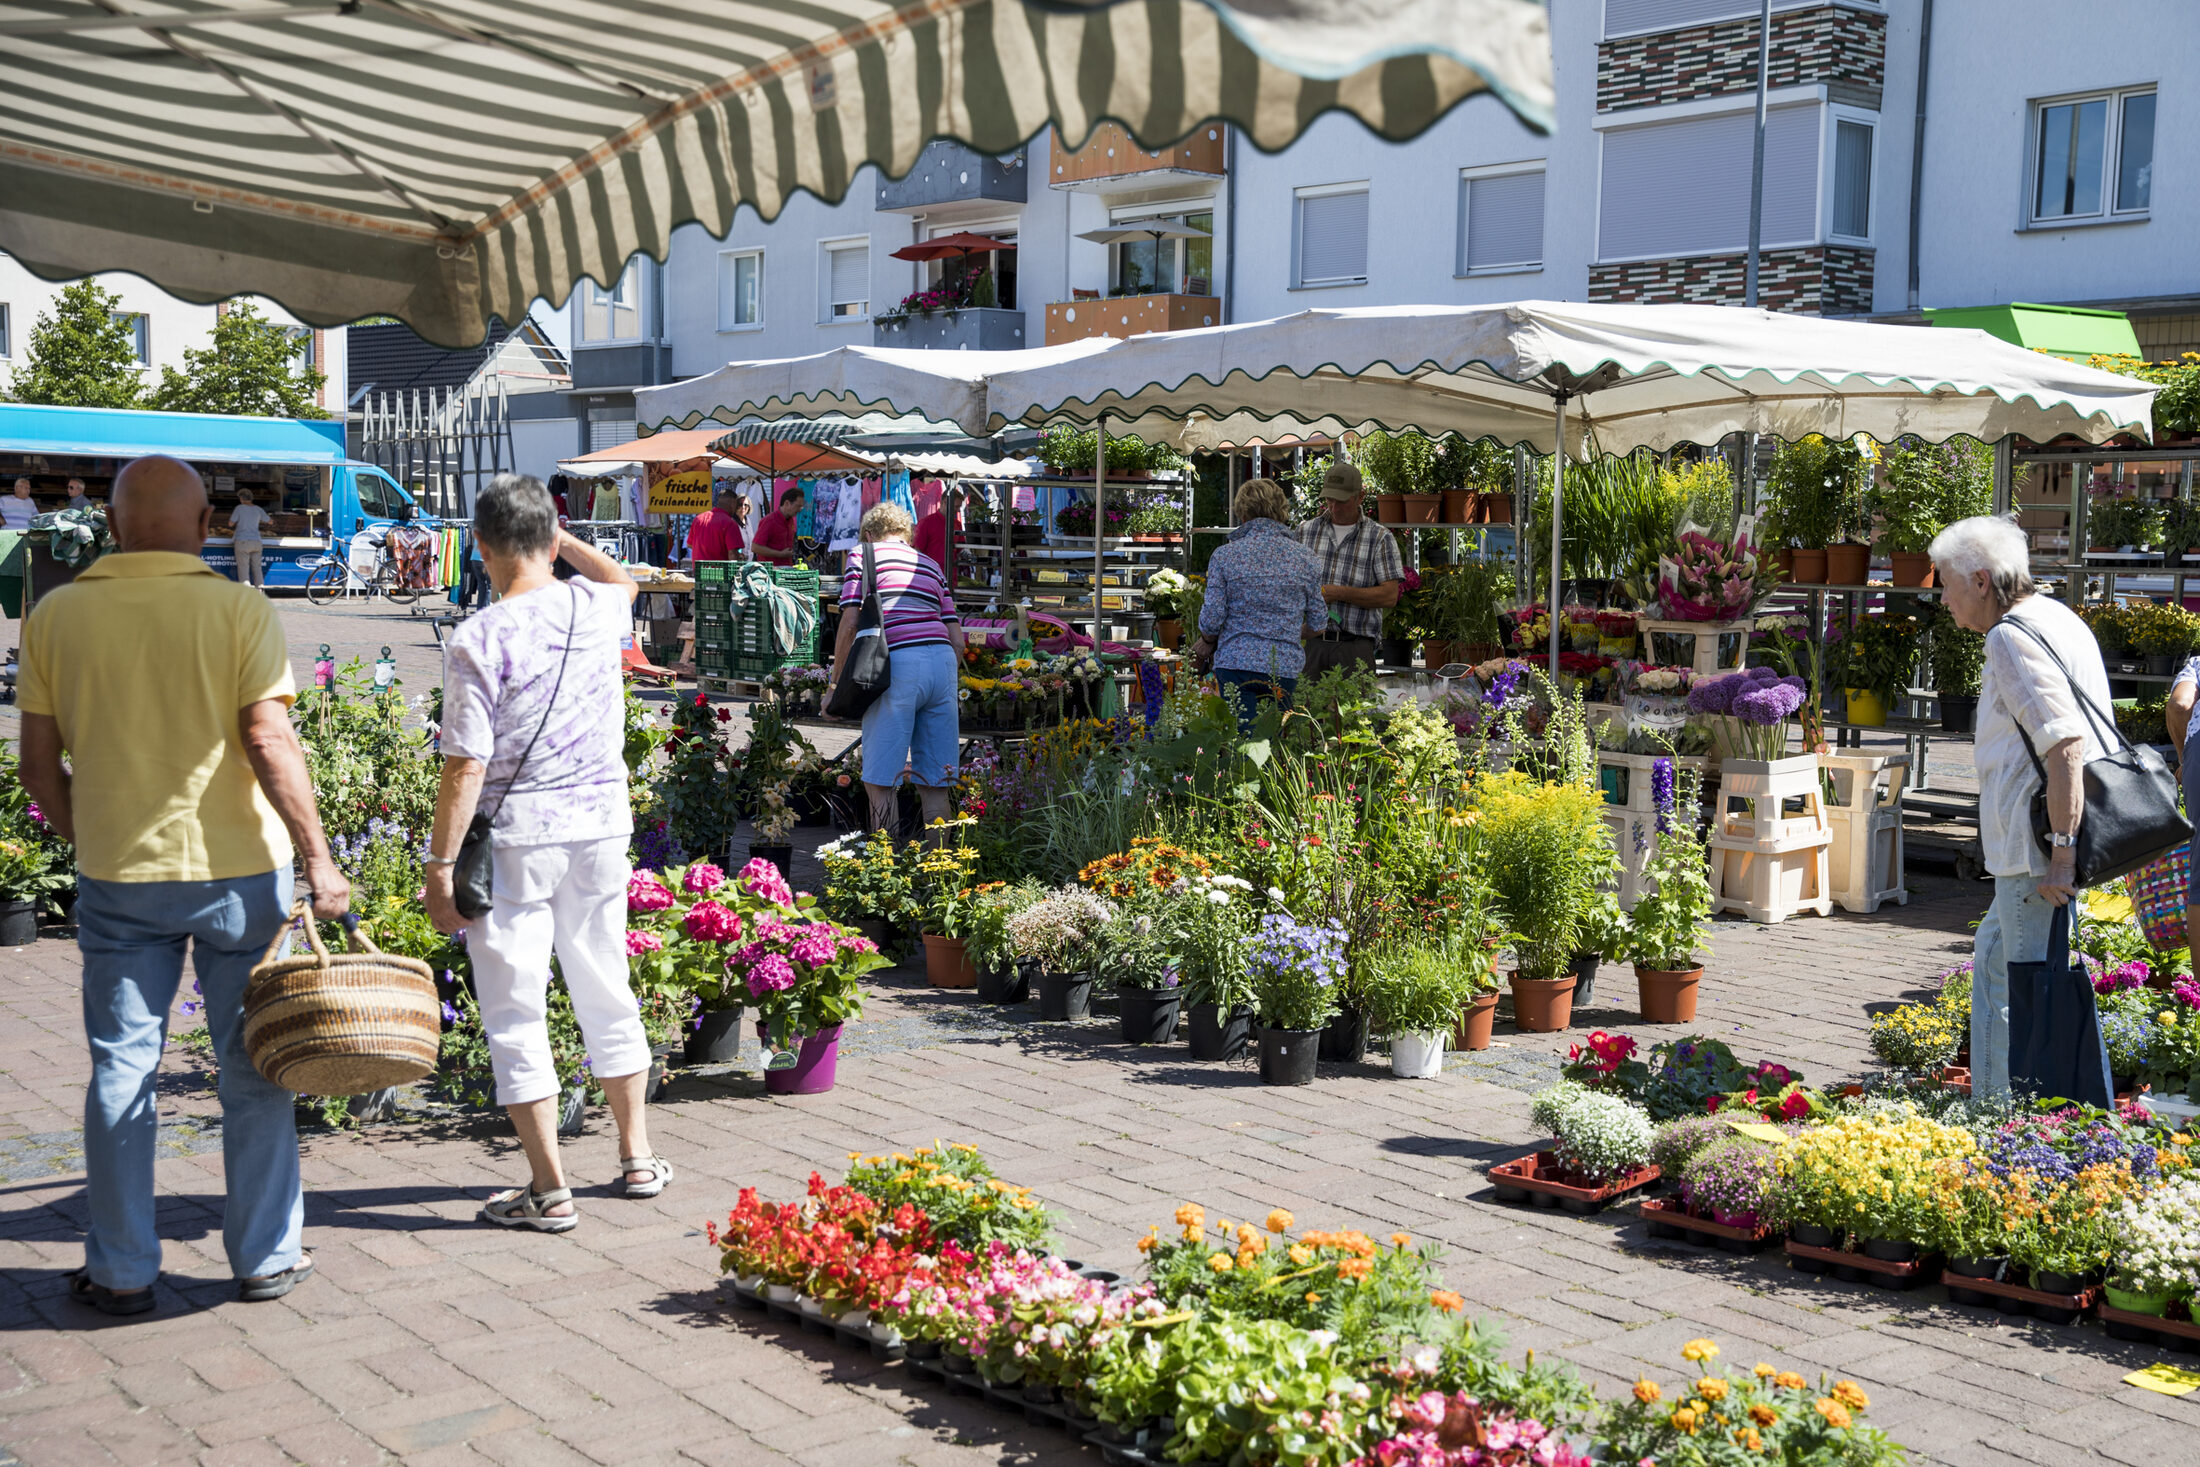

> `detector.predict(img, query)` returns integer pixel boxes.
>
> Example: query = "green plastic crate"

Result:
[695,566,823,678]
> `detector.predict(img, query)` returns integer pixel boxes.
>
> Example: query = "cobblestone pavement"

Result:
[7,860,2200,1467]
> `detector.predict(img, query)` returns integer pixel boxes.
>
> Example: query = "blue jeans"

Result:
[1216,669,1295,732]
[860,642,961,788]
[1971,871,2053,1102]
[76,869,302,1290]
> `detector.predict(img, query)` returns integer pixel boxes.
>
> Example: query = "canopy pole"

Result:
[1094,415,1108,647]
[1550,395,1566,674]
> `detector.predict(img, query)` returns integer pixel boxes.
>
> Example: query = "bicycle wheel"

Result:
[305,559,347,606]
[377,570,420,605]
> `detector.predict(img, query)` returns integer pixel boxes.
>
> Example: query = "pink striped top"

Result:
[840,541,959,651]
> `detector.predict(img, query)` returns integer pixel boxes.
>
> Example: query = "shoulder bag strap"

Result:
[1999,609,2128,755]
[481,583,577,827]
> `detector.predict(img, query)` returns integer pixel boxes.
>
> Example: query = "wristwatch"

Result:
[2046,832,2078,849]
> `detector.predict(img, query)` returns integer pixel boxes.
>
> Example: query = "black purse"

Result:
[453,586,576,920]
[2005,614,2191,887]
[824,541,892,720]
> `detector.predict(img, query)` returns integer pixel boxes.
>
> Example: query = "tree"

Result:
[0,278,147,409]
[149,303,329,419]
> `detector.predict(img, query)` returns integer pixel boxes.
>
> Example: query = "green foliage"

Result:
[1354,431,1439,497]
[2088,351,2200,435]
[843,1143,1054,1252]
[660,692,740,859]
[436,975,600,1106]
[1829,612,1924,706]
[2088,496,2165,550]
[0,279,145,409]
[1598,1345,1909,1466]
[1038,424,1186,476]
[0,739,74,908]
[1926,602,1986,698]
[1625,771,1714,971]
[290,660,438,841]
[1765,434,1869,547]
[1365,941,1495,1034]
[147,303,328,419]
[1468,772,1615,981]
[1426,558,1512,648]
[1867,436,1993,555]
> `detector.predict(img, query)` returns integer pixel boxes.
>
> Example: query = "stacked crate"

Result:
[694,562,824,684]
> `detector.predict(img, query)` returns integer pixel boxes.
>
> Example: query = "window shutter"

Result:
[1759,104,1818,246]
[590,418,636,452]
[1604,0,1831,38]
[1466,170,1545,270]
[1298,191,1368,284]
[1598,113,1753,259]
[829,245,868,306]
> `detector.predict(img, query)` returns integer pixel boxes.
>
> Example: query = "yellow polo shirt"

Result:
[18,552,295,883]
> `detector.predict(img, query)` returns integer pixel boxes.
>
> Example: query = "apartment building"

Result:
[554,0,2190,445]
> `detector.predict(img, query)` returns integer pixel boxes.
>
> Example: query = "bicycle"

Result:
[304,531,421,606]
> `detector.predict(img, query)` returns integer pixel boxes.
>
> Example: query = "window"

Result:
[580,260,642,342]
[2030,86,2154,224]
[1107,210,1212,296]
[0,303,9,358]
[587,408,636,452]
[925,226,1018,308]
[112,312,149,365]
[1459,166,1545,273]
[1294,185,1368,288]
[717,250,763,331]
[354,472,399,520]
[1831,120,1872,240]
[286,326,316,369]
[822,240,870,321]
[1597,105,1817,261]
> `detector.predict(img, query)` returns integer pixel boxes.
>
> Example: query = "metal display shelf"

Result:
[945,471,1188,644]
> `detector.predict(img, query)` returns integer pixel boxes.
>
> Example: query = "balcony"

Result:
[1048,123,1226,193]
[873,307,1028,351]
[876,140,1027,211]
[1045,293,1219,345]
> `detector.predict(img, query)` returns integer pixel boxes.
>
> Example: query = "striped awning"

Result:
[0,0,1553,349]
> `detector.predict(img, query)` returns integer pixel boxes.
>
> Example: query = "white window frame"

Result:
[717,248,764,333]
[0,302,10,359]
[1291,181,1370,290]
[576,260,645,344]
[1825,105,1876,246]
[2022,84,2156,230]
[819,237,872,324]
[1455,161,1547,278]
[112,312,150,366]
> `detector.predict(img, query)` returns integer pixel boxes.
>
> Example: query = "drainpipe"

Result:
[1906,0,1935,312]
[1222,123,1239,325]
[1744,0,1771,308]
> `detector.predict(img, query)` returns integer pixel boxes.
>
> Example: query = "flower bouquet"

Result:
[1686,667,1806,764]
[1654,517,1778,623]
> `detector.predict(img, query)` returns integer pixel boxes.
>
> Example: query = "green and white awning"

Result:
[0,0,1553,348]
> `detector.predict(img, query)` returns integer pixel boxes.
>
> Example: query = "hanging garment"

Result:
[810,475,841,536]
[830,475,866,547]
[886,467,915,520]
[591,479,621,521]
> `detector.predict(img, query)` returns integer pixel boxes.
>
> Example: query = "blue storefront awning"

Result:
[0,404,347,467]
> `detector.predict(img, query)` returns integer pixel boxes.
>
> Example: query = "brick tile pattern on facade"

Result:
[1598,5,1888,113]
[1590,245,1875,316]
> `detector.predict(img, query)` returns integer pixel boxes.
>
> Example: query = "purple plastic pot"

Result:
[755,1023,844,1095]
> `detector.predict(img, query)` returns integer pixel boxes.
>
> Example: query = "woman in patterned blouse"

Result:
[1192,478,1327,729]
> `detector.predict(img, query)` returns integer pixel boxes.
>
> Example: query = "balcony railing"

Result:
[877,140,1027,211]
[1048,123,1226,190]
[1045,293,1219,345]
[874,307,1029,351]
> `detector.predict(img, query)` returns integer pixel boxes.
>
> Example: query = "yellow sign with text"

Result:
[647,469,712,515]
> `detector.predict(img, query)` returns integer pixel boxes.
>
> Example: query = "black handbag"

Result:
[2008,903,2115,1109]
[2004,613,2191,887]
[453,586,576,920]
[824,541,891,720]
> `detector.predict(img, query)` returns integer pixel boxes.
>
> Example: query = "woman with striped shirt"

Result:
[827,502,967,833]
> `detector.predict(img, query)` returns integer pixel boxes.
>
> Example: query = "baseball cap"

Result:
[1321,461,1364,500]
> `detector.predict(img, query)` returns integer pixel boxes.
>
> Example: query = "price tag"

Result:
[2125,1363,2200,1397]
[1724,1120,1789,1143]
[765,1044,799,1072]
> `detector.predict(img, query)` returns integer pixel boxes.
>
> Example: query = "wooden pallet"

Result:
[1783,1238,1939,1290]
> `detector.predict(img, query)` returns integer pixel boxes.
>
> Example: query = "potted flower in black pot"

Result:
[1099,907,1179,1043]
[1926,603,1984,735]
[0,831,67,947]
[816,829,919,961]
[1246,912,1347,1086]
[965,881,1043,1004]
[1006,887,1114,1021]
[1167,873,1257,1059]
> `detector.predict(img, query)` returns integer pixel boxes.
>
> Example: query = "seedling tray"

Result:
[2098,1299,2200,1353]
[1942,1271,2097,1325]
[1783,1238,1939,1290]
[1637,1197,1776,1253]
[1488,1150,1660,1214]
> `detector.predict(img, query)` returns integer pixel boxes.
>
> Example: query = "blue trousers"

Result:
[76,869,302,1290]
[1216,669,1296,732]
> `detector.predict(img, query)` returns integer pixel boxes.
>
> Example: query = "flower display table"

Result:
[1821,751,1910,915]
[1707,755,1832,924]
[1635,617,1750,679]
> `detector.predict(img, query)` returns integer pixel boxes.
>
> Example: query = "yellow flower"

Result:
[1175,1203,1205,1229]
[1774,1372,1808,1391]
[1697,1378,1729,1402]
[1305,1292,1322,1304]
[1831,1381,1869,1411]
[1391,1232,1413,1249]
[1288,1245,1314,1266]
[1737,1427,1764,1453]
[1633,1380,1662,1404]
[1208,1253,1234,1273]
[1668,1406,1700,1434]
[1681,1339,1720,1364]
[1753,1364,1776,1380]
[1266,1209,1295,1233]
[1815,1399,1852,1430]
[1137,1232,1158,1253]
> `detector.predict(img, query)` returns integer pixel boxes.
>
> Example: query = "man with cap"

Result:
[1297,460,1403,677]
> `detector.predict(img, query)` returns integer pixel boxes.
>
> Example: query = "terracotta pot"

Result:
[1376,493,1407,524]
[1773,547,1795,581]
[921,933,977,989]
[1401,493,1441,524]
[1508,972,1578,1033]
[1421,639,1454,670]
[1789,547,1828,583]
[1825,543,1870,585]
[1441,489,1476,524]
[1453,991,1500,1051]
[1634,964,1702,1024]
[1154,618,1182,650]
[1483,495,1514,525]
[1887,551,1935,587]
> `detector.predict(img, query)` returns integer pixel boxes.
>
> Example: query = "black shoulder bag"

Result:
[824,541,892,720]
[2004,612,2190,887]
[453,585,576,919]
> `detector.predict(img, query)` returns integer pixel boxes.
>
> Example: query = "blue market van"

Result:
[0,402,425,589]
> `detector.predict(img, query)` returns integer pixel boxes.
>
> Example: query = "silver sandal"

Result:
[621,1155,674,1199]
[480,1184,578,1233]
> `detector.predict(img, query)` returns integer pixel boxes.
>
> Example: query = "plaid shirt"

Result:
[1298,514,1404,639]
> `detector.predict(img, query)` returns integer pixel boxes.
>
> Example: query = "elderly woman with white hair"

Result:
[1930,514,2112,1100]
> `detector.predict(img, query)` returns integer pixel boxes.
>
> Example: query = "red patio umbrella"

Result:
[888,232,1018,262]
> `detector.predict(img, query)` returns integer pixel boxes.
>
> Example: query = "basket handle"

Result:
[258,900,377,968]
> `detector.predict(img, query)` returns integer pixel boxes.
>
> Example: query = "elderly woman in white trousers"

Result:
[425,473,671,1230]
[1931,515,2110,1101]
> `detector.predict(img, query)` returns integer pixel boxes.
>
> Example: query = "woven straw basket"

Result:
[243,902,440,1097]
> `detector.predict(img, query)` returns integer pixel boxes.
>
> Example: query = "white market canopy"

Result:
[643,302,2161,452]
[0,0,1552,349]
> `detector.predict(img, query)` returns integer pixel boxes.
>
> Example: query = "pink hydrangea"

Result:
[626,871,675,913]
[625,930,664,956]
[788,929,840,968]
[842,934,878,956]
[746,953,798,997]
[683,862,726,895]
[738,858,795,908]
[683,900,744,945]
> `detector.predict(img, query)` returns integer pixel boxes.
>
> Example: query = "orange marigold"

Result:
[1208,1253,1234,1273]
[1305,1292,1323,1304]
[1137,1233,1159,1253]
[1266,1209,1295,1233]
[1429,1290,1465,1314]
[1814,1399,1852,1430]
[1174,1203,1205,1229]
[1681,1338,1720,1363]
[1391,1232,1413,1248]
[1753,1364,1777,1380]
[1288,1245,1314,1266]
[1831,1381,1869,1412]
[1697,1378,1729,1402]
[1737,1427,1764,1453]
[1633,1380,1662,1405]
[1774,1373,1808,1392]
[1748,1404,1777,1427]
[1668,1407,1700,1434]
[1336,1257,1373,1281]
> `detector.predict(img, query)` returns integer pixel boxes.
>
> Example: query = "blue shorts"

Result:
[860,641,961,788]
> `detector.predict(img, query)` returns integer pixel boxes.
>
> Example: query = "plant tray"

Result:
[1488,1150,1660,1214]
[1941,1271,2098,1324]
[1783,1238,1939,1290]
[2098,1299,2200,1353]
[1637,1197,1777,1252]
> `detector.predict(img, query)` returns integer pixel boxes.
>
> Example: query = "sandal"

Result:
[67,1269,154,1317]
[239,1255,314,1303]
[481,1184,579,1233]
[621,1155,674,1199]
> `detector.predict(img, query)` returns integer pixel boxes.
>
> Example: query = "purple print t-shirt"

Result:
[441,579,632,847]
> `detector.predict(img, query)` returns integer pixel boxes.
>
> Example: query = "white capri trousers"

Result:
[467,835,652,1106]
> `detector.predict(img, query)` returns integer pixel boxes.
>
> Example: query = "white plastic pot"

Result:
[1390,1030,1447,1079]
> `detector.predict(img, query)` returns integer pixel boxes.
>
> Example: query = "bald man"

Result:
[16,454,348,1317]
